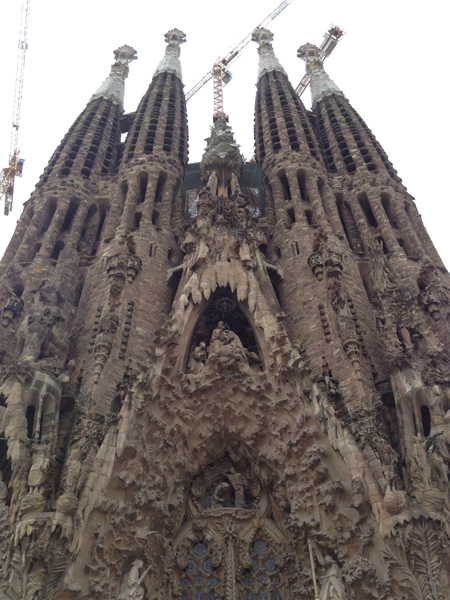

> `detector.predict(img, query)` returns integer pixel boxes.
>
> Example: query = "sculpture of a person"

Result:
[319,556,347,600]
[28,438,53,494]
[118,559,148,600]
[0,470,7,505]
[227,467,248,508]
[187,341,207,374]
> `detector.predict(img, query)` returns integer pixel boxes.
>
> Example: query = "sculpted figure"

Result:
[370,435,398,489]
[207,322,254,375]
[27,438,53,493]
[427,435,449,492]
[187,342,207,374]
[118,559,148,600]
[0,471,7,505]
[227,467,248,508]
[410,436,432,490]
[2,290,23,327]
[319,556,347,600]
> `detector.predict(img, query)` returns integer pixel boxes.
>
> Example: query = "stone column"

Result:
[306,171,330,230]
[319,183,346,238]
[286,170,306,224]
[270,176,291,225]
[67,201,89,249]
[348,196,372,251]
[367,191,399,253]
[39,199,70,257]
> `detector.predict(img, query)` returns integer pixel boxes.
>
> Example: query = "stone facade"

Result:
[0,27,449,600]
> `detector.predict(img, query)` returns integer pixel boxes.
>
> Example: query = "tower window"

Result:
[420,405,431,437]
[358,194,378,228]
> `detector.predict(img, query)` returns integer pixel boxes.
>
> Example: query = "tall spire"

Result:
[297,43,344,108]
[252,28,287,80]
[91,45,137,108]
[153,28,186,81]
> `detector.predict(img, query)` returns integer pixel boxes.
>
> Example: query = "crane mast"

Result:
[185,0,295,121]
[1,0,31,216]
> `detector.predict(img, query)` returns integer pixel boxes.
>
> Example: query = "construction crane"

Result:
[1,0,31,216]
[295,24,344,97]
[185,0,295,122]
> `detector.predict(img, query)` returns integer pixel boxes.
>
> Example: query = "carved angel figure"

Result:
[118,559,148,600]
[187,341,207,374]
[319,556,347,600]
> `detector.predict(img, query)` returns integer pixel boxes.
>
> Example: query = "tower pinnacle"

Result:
[297,43,344,108]
[153,28,186,81]
[252,28,287,80]
[91,45,137,108]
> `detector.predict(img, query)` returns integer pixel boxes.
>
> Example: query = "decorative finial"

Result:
[153,28,186,81]
[91,45,137,108]
[297,43,344,108]
[252,28,287,80]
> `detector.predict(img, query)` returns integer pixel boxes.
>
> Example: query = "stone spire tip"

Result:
[297,43,344,108]
[252,28,287,81]
[153,28,186,81]
[91,46,137,108]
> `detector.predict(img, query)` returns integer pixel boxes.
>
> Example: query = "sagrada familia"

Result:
[0,25,449,600]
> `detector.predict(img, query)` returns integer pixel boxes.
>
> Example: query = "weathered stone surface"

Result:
[0,25,449,600]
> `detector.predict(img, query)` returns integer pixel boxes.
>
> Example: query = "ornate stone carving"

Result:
[308,251,324,280]
[2,289,23,327]
[93,311,119,383]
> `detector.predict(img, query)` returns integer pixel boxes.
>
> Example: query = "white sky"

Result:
[1,0,449,269]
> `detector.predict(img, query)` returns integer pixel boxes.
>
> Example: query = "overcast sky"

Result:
[1,0,449,269]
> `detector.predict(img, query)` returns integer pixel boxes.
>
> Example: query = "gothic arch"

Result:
[168,287,273,375]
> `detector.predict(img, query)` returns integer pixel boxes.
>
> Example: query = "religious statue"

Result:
[118,559,150,600]
[206,321,253,375]
[227,467,249,508]
[319,556,347,600]
[370,435,398,490]
[187,341,207,374]
[27,438,53,494]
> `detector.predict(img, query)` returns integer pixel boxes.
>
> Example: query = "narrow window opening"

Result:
[152,210,160,226]
[138,173,148,204]
[305,209,313,226]
[292,241,300,256]
[73,278,85,308]
[95,210,106,242]
[259,243,267,257]
[286,207,295,224]
[12,283,24,297]
[0,394,7,408]
[134,212,142,229]
[381,193,399,229]
[149,243,156,258]
[61,200,79,232]
[297,170,309,202]
[155,172,167,204]
[51,240,65,260]
[359,194,378,228]
[420,405,431,437]
[168,248,172,261]
[278,172,291,201]
[336,194,364,252]
[26,406,35,439]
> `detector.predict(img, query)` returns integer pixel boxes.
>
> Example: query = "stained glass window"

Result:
[179,542,220,600]
[239,538,284,600]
